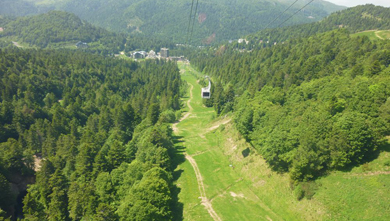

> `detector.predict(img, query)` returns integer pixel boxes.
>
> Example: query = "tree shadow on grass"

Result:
[173,135,185,144]
[171,180,184,221]
[169,136,187,221]
[338,139,390,173]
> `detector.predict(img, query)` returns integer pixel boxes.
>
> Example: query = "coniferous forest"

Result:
[0,11,174,54]
[0,0,345,45]
[1,2,390,221]
[245,4,390,47]
[191,28,390,181]
[0,48,182,220]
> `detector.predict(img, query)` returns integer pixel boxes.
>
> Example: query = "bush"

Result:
[158,110,176,123]
[293,181,318,201]
[294,185,305,201]
[175,110,182,121]
[210,113,216,121]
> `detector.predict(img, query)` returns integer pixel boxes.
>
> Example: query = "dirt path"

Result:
[172,83,193,133]
[12,41,22,48]
[185,154,222,221]
[207,118,232,132]
[346,171,390,177]
[375,31,384,40]
[173,71,222,220]
[198,118,232,138]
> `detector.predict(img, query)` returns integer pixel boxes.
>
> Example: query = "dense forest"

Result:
[0,0,345,45]
[1,1,390,220]
[191,28,390,182]
[245,5,390,48]
[0,48,183,220]
[0,11,175,54]
[0,0,52,17]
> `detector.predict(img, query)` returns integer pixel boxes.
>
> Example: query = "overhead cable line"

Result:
[263,0,299,30]
[185,0,196,45]
[278,0,315,27]
[188,0,200,46]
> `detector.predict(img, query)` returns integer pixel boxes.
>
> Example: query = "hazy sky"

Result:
[325,0,390,7]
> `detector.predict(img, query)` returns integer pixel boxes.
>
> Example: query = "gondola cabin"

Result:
[202,90,210,98]
[201,77,211,99]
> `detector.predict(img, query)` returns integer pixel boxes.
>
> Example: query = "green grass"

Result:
[174,63,390,220]
[315,141,390,220]
[376,30,390,40]
[352,31,379,41]
[351,30,390,40]
[174,63,329,220]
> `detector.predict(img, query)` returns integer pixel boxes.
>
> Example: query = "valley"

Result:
[0,2,390,221]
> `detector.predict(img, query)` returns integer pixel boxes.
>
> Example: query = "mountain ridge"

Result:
[0,0,346,44]
[0,11,174,53]
[246,4,390,46]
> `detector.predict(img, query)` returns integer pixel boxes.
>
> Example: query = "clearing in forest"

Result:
[173,63,325,221]
[352,30,390,40]
[173,62,390,220]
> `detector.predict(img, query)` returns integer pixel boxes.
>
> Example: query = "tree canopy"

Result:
[191,28,390,182]
[0,48,182,219]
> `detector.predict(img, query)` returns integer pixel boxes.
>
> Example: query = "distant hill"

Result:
[247,4,390,45]
[0,11,174,53]
[0,11,113,48]
[0,0,345,45]
[0,0,52,16]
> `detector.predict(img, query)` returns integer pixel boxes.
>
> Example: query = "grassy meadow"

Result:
[173,62,390,220]
[352,30,390,40]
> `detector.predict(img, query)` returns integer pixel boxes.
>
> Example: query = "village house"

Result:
[160,48,169,58]
[132,51,148,59]
[148,50,157,58]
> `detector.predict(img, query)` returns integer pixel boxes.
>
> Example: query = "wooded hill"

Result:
[246,4,390,47]
[0,0,345,45]
[0,0,52,17]
[0,11,174,54]
[0,48,183,220]
[190,5,390,182]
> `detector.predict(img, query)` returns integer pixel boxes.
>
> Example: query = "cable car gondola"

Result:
[201,76,211,99]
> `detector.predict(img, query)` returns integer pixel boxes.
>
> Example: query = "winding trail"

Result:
[346,171,390,177]
[172,83,193,133]
[12,41,22,48]
[173,68,222,221]
[375,31,384,40]
[185,154,222,221]
[173,63,288,221]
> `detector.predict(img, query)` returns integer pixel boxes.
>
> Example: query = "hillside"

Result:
[0,11,117,48]
[1,0,345,44]
[0,0,52,17]
[1,2,390,221]
[181,6,390,219]
[174,64,390,220]
[0,48,183,220]
[0,11,174,53]
[190,6,390,182]
[247,4,390,46]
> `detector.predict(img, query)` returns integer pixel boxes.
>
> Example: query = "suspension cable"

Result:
[263,0,299,30]
[185,0,196,46]
[188,0,200,46]
[278,0,315,27]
